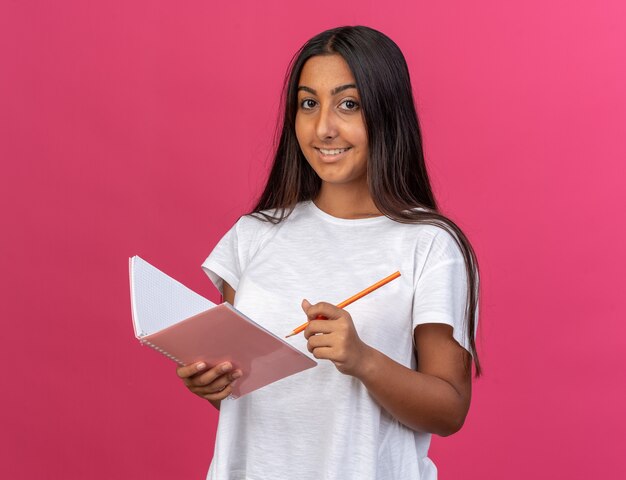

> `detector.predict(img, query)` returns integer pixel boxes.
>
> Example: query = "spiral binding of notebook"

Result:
[140,338,185,365]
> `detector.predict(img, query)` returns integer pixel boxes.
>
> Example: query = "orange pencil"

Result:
[285,271,401,338]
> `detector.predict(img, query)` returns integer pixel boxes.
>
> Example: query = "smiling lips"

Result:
[315,147,352,157]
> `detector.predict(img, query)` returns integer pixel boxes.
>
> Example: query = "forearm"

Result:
[355,346,469,436]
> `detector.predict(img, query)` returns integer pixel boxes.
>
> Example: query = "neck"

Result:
[314,181,381,219]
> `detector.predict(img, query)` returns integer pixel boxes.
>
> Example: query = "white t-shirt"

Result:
[202,201,474,480]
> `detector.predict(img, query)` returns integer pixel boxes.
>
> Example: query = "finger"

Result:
[186,362,233,387]
[190,371,241,397]
[301,298,328,321]
[306,333,333,353]
[308,346,334,360]
[202,383,234,401]
[192,378,230,395]
[304,319,336,339]
[176,361,208,379]
[303,301,344,321]
[192,369,242,394]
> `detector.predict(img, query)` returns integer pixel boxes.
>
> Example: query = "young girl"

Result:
[177,26,480,480]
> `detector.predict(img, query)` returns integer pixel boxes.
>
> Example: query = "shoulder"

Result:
[387,218,464,261]
[388,222,466,284]
[230,202,308,252]
[419,225,464,261]
[231,206,285,238]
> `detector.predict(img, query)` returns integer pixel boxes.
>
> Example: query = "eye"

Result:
[339,99,360,112]
[300,99,317,110]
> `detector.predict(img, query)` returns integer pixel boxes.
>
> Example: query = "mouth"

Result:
[315,147,352,158]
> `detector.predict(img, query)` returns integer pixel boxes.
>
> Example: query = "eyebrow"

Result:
[297,84,358,96]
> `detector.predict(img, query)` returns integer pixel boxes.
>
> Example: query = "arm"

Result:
[176,281,240,411]
[303,301,472,436]
[359,324,471,436]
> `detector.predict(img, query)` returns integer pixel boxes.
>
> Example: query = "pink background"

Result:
[2,1,625,478]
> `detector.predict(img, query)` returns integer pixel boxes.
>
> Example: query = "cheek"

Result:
[345,118,368,147]
[352,126,369,170]
[295,114,308,146]
[349,126,369,156]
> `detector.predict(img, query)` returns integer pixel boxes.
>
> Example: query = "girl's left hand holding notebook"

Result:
[177,361,243,403]
[176,280,241,410]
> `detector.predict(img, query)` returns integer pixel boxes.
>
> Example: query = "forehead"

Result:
[298,54,356,90]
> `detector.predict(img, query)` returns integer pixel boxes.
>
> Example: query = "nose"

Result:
[315,104,338,141]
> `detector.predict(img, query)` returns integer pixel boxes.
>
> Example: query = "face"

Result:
[295,54,369,188]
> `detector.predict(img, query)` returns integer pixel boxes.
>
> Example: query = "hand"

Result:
[176,361,242,403]
[302,299,372,377]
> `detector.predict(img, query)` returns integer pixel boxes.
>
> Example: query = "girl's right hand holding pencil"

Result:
[301,299,373,377]
[177,361,242,405]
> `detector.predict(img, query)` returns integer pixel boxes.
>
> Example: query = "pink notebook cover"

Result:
[141,303,317,398]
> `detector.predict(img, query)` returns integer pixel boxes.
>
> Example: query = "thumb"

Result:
[301,298,312,312]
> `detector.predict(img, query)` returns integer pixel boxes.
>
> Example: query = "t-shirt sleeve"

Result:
[412,228,477,355]
[201,219,244,295]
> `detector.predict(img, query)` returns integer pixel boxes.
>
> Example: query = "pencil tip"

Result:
[285,332,294,338]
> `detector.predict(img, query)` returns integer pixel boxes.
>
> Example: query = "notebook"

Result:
[129,255,317,398]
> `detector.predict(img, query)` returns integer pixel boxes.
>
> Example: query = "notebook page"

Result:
[130,256,216,337]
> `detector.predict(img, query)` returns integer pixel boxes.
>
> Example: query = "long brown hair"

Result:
[252,26,481,376]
